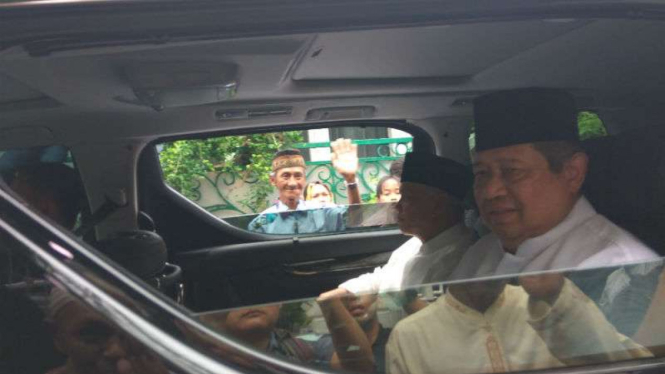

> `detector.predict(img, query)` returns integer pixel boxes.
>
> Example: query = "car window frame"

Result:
[141,119,435,244]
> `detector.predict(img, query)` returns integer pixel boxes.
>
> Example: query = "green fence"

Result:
[294,137,412,201]
[194,137,412,216]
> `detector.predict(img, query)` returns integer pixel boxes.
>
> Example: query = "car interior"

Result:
[2,2,665,372]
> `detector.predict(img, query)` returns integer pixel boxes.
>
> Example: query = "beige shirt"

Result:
[386,280,650,374]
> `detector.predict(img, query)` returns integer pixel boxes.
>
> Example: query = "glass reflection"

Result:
[46,288,169,374]
[386,273,652,374]
[197,261,665,374]
[197,292,375,373]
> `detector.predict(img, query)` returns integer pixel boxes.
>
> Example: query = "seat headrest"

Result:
[583,127,665,252]
[95,230,167,279]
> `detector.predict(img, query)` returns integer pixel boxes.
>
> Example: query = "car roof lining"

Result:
[1,18,665,145]
[291,20,590,80]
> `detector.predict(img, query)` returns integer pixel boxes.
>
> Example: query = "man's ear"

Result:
[430,188,453,215]
[269,173,276,187]
[563,152,588,194]
[431,194,447,216]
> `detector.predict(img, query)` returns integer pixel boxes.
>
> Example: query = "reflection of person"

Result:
[8,163,84,230]
[46,289,167,374]
[304,181,335,207]
[387,274,652,374]
[633,263,665,355]
[248,139,361,234]
[201,300,373,373]
[452,87,658,280]
[605,261,665,335]
[313,291,391,374]
[200,305,315,363]
[339,152,475,313]
[315,290,375,373]
[376,176,401,203]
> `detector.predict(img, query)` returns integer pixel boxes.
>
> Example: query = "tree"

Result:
[159,131,304,213]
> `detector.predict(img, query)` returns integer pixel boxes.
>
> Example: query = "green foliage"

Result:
[276,302,312,332]
[577,111,608,141]
[159,131,304,213]
[362,194,378,204]
[364,173,382,203]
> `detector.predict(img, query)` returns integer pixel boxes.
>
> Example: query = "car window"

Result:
[3,187,339,374]
[5,4,665,374]
[5,213,665,374]
[0,228,181,374]
[191,261,665,374]
[157,126,413,236]
[3,195,665,374]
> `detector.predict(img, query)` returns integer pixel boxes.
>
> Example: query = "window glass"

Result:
[0,229,179,374]
[157,126,413,236]
[3,210,665,374]
[4,136,664,374]
[6,192,665,374]
[193,262,665,374]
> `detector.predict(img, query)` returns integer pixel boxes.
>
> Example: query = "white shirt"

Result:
[386,281,650,374]
[451,196,659,280]
[401,224,475,288]
[340,237,422,294]
[339,224,474,294]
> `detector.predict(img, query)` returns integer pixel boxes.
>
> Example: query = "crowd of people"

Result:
[4,87,665,374]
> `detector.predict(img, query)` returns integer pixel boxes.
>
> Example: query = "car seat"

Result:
[582,125,665,256]
[95,230,184,303]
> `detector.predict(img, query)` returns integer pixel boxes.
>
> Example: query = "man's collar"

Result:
[274,199,308,211]
[444,283,508,319]
[512,196,596,258]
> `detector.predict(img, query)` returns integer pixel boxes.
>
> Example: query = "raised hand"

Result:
[331,138,359,183]
[519,272,565,305]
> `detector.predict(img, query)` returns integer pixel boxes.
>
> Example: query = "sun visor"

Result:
[0,127,54,150]
[123,62,238,110]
